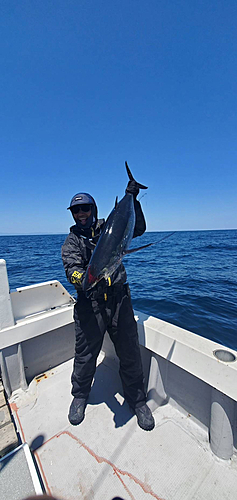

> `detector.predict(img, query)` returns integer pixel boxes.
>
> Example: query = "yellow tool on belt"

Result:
[104,276,112,301]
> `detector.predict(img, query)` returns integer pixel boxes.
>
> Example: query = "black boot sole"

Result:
[68,413,85,426]
[137,419,155,431]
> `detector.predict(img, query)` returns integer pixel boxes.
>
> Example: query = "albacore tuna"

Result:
[83,162,152,292]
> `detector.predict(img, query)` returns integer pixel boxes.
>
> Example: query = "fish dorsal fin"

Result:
[125,161,148,190]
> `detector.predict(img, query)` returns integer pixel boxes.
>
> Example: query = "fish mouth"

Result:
[84,265,98,291]
[84,266,106,293]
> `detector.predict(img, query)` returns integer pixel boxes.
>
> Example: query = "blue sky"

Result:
[1,0,237,234]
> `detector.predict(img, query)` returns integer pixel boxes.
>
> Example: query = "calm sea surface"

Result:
[0,230,236,350]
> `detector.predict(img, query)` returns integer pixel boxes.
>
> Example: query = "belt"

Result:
[91,282,128,301]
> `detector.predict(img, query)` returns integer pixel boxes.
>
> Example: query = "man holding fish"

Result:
[62,163,155,431]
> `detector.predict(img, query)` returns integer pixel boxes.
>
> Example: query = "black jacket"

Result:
[61,199,146,293]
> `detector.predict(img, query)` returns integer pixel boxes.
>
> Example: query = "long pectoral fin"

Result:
[124,232,176,255]
[124,242,154,255]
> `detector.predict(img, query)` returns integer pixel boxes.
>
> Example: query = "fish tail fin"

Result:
[125,161,148,190]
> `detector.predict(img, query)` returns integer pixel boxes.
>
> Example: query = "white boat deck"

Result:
[10,355,237,500]
[0,262,236,500]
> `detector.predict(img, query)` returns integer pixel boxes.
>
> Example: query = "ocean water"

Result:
[0,230,236,350]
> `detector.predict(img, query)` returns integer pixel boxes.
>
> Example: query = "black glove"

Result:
[125,180,139,199]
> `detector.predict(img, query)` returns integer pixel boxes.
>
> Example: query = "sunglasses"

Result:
[71,204,92,214]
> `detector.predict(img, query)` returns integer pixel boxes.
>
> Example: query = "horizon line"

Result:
[0,228,236,236]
